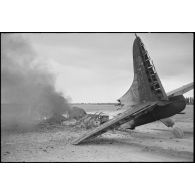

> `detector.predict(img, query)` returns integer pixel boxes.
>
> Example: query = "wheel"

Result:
[172,127,184,138]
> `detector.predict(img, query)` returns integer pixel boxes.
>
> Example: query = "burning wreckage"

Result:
[38,106,109,129]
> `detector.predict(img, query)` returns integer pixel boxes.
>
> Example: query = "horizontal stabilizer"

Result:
[167,82,193,97]
[72,102,157,145]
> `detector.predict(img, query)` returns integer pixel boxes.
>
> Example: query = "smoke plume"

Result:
[1,33,70,128]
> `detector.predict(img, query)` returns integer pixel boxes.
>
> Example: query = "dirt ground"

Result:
[1,106,194,162]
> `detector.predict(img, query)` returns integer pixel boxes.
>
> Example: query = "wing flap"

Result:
[72,102,157,145]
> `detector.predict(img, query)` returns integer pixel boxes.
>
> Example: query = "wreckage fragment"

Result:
[38,105,109,131]
[72,102,157,145]
[69,107,87,120]
[78,112,109,129]
[38,106,86,126]
[45,114,67,124]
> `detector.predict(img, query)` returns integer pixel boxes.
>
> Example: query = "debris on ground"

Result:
[37,114,67,129]
[76,112,109,129]
[45,114,67,124]
[68,107,87,120]
[37,106,109,130]
[62,119,77,126]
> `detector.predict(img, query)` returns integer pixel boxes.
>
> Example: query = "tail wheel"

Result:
[172,127,184,138]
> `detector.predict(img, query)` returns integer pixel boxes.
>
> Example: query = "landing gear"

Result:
[172,127,184,138]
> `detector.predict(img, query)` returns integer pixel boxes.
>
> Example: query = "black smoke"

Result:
[1,33,70,128]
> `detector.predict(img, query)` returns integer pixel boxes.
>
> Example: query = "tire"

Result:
[172,127,184,138]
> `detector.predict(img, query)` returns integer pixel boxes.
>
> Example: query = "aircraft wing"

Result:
[167,82,193,97]
[72,101,157,145]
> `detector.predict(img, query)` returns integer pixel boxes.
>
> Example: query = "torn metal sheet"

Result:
[72,102,157,145]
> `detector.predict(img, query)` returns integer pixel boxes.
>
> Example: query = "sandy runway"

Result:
[1,119,193,162]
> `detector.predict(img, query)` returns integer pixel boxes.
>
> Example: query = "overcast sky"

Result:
[24,33,193,103]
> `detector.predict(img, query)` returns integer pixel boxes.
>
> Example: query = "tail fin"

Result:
[118,35,168,107]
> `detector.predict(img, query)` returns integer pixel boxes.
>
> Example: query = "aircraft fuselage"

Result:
[133,95,186,127]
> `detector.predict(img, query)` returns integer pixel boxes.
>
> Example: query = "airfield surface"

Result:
[1,105,193,162]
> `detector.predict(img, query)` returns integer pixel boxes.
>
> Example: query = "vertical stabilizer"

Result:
[118,35,168,107]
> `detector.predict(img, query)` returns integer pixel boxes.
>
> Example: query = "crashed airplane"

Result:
[72,34,193,145]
